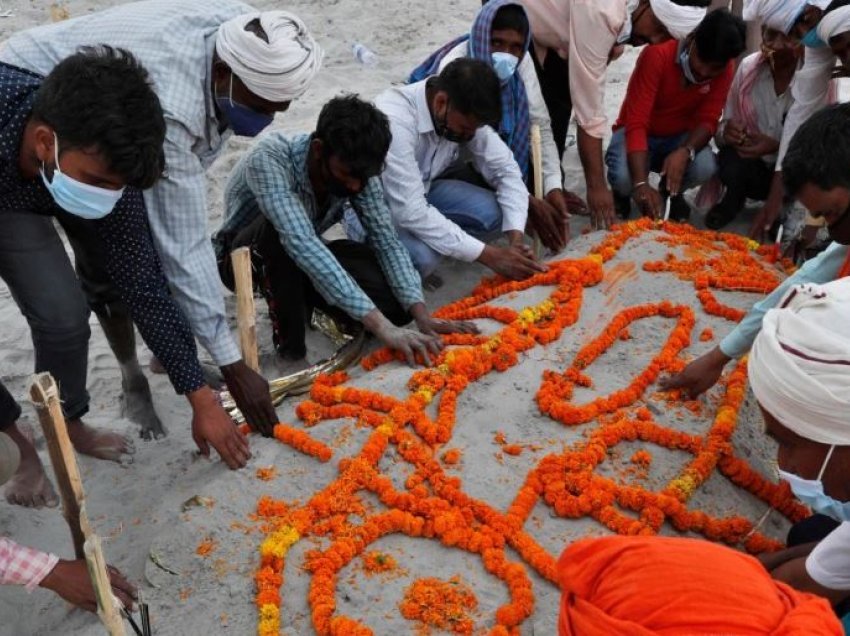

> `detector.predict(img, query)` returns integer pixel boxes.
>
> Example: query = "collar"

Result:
[0,64,42,179]
[413,79,436,135]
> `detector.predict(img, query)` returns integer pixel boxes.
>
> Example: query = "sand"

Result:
[0,1,793,635]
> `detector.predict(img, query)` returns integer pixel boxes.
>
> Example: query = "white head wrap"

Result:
[749,278,850,445]
[743,0,808,34]
[818,6,850,42]
[215,11,323,103]
[0,432,20,487]
[649,0,707,40]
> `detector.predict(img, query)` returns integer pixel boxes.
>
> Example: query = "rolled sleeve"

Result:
[719,242,849,358]
[244,149,377,320]
[144,123,241,366]
[568,0,622,139]
[806,522,850,591]
[0,538,59,592]
[468,126,529,233]
[357,179,424,309]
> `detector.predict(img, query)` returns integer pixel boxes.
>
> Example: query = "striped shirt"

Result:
[0,0,254,366]
[215,133,423,320]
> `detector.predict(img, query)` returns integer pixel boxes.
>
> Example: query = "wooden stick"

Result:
[30,373,126,635]
[231,246,259,372]
[530,124,544,259]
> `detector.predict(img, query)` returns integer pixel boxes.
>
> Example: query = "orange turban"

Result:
[558,535,842,636]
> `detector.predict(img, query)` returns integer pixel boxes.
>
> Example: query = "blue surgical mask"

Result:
[491,52,519,82]
[801,28,828,49]
[39,134,124,220]
[215,74,274,137]
[778,446,850,521]
[679,46,707,85]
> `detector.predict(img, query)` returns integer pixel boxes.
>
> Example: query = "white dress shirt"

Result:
[807,521,850,591]
[375,80,529,262]
[0,0,253,366]
[437,42,563,195]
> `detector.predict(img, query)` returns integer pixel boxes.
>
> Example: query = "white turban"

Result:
[743,0,807,34]
[749,278,850,445]
[818,6,850,42]
[649,0,707,39]
[215,11,323,103]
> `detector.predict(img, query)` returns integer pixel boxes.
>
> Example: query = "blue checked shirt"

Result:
[0,62,204,394]
[215,133,424,319]
[0,0,254,366]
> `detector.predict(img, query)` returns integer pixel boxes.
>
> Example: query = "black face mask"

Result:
[436,104,474,144]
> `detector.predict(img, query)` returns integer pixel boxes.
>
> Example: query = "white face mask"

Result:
[491,52,519,82]
[778,446,850,522]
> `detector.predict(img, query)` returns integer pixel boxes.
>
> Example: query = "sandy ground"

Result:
[0,1,792,634]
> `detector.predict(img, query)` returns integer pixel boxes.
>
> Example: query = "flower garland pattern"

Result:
[247,220,804,635]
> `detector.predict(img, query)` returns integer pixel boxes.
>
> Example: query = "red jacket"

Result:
[613,39,734,153]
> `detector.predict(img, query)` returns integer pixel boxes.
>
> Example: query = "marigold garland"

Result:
[246,221,803,635]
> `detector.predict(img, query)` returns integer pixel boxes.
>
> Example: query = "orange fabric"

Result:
[558,535,842,636]
[839,250,850,279]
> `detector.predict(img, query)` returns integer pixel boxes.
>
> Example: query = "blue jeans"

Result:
[344,178,503,278]
[605,129,717,197]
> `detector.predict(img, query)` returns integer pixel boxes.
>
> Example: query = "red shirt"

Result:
[613,39,734,153]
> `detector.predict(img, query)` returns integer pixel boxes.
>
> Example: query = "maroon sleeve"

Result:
[621,44,669,154]
[694,62,735,136]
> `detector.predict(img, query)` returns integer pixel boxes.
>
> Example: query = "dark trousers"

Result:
[0,211,93,426]
[716,145,775,210]
[529,44,572,160]
[787,514,850,617]
[218,217,410,357]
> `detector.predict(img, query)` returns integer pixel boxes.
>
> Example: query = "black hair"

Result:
[31,46,165,190]
[783,103,850,195]
[825,0,850,16]
[693,9,746,65]
[670,0,712,6]
[491,4,529,38]
[433,58,501,127]
[315,94,391,179]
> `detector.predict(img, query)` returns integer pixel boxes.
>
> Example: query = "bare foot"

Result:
[4,423,59,508]
[121,369,167,441]
[66,419,135,463]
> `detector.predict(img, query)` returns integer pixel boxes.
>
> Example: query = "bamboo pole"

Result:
[30,373,126,635]
[530,124,544,259]
[231,246,259,372]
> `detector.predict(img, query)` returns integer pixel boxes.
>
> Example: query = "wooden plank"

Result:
[231,247,259,372]
[530,124,544,259]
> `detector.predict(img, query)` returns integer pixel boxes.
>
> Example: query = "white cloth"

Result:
[749,278,850,445]
[0,432,19,487]
[649,0,706,39]
[743,0,806,34]
[807,522,850,590]
[215,11,322,102]
[437,42,563,195]
[375,81,529,262]
[818,6,850,41]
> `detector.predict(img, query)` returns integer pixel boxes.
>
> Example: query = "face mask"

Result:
[39,134,124,220]
[778,446,850,521]
[491,52,519,82]
[801,28,827,49]
[215,74,274,137]
[435,104,474,144]
[678,46,707,85]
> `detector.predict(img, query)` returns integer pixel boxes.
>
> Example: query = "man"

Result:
[663,103,850,398]
[704,25,802,230]
[741,0,839,241]
[214,96,475,363]
[605,9,744,222]
[375,58,545,281]
[0,431,137,612]
[748,277,850,620]
[0,48,251,509]
[0,1,323,441]
[556,534,841,634]
[518,0,709,229]
[410,0,583,256]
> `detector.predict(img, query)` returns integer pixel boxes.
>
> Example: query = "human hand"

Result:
[661,147,690,196]
[188,387,251,469]
[40,559,137,613]
[587,183,615,230]
[374,322,443,367]
[631,183,664,220]
[737,132,779,159]
[220,360,276,437]
[748,197,782,243]
[528,195,567,252]
[659,346,731,399]
[723,119,747,147]
[478,244,547,280]
[563,189,588,215]
[415,315,479,337]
